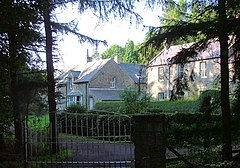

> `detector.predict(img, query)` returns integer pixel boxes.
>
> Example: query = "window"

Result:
[158,92,165,100]
[67,95,83,107]
[111,77,116,88]
[68,78,72,90]
[158,67,164,81]
[76,96,83,105]
[200,62,207,78]
[67,96,74,107]
[178,64,184,80]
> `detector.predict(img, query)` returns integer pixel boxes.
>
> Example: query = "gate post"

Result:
[133,115,166,168]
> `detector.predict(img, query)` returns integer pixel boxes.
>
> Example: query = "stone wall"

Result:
[133,115,166,168]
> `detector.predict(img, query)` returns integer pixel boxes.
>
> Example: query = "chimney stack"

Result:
[87,49,92,63]
[114,56,121,64]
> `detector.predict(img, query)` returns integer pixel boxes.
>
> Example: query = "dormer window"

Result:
[111,77,116,88]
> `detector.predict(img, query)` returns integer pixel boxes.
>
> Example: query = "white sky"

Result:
[56,2,162,69]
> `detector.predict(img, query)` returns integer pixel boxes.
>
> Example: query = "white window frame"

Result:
[76,95,83,105]
[110,77,116,88]
[158,67,164,81]
[158,92,165,100]
[67,95,83,107]
[200,62,207,78]
[178,64,184,80]
[68,78,72,90]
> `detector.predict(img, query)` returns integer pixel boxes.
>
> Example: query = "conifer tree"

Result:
[143,0,240,161]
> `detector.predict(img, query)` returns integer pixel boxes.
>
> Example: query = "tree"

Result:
[39,0,143,154]
[123,40,139,63]
[101,40,147,64]
[0,0,43,155]
[40,0,59,153]
[101,44,125,59]
[161,0,187,27]
[143,0,240,162]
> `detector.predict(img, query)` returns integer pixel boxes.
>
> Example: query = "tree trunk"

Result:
[8,31,24,156]
[218,0,232,162]
[43,1,58,154]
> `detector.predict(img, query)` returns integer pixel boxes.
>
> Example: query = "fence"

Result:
[25,111,134,167]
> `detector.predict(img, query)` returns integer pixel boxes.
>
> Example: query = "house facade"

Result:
[56,58,146,110]
[147,40,235,100]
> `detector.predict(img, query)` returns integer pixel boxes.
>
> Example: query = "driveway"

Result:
[44,136,135,167]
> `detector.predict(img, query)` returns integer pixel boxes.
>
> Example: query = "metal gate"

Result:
[25,111,134,167]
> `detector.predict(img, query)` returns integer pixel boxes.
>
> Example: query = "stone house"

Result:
[147,40,236,100]
[56,58,146,110]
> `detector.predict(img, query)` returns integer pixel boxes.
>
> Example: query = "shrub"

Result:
[165,112,222,148]
[66,104,87,113]
[198,90,221,114]
[120,89,151,114]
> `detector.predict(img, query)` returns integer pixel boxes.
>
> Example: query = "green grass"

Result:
[59,133,132,144]
[30,148,74,163]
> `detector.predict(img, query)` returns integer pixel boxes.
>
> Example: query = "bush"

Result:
[120,89,151,114]
[198,90,221,114]
[66,104,87,113]
[165,112,221,148]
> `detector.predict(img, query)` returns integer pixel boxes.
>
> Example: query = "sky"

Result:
[56,2,162,69]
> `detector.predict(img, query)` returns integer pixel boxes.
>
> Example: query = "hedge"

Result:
[94,101,124,112]
[95,100,199,113]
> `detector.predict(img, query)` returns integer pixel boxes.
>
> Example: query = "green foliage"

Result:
[94,101,124,112]
[166,161,186,168]
[30,147,74,162]
[65,104,87,113]
[120,89,151,114]
[198,90,221,114]
[120,90,139,114]
[161,0,188,27]
[57,112,131,141]
[28,115,50,131]
[149,99,199,113]
[205,161,234,168]
[95,99,199,113]
[165,112,222,148]
[101,40,148,64]
[122,40,139,63]
[183,146,222,166]
[101,44,125,59]
[135,40,162,64]
[0,160,24,168]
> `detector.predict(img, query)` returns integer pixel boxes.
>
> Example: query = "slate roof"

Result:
[71,71,81,79]
[56,58,147,85]
[148,40,220,67]
[67,89,83,96]
[74,58,111,84]
[119,63,146,84]
[89,89,122,101]
[56,65,82,85]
